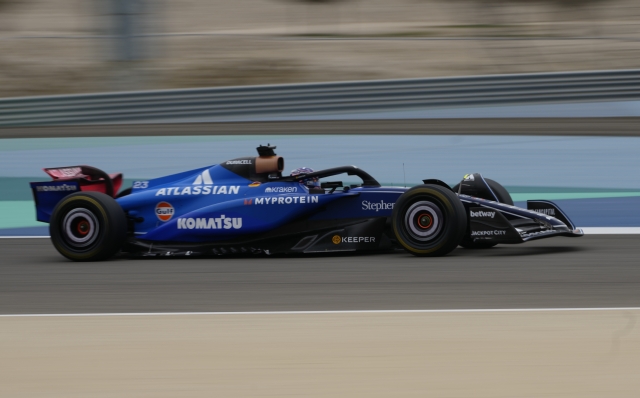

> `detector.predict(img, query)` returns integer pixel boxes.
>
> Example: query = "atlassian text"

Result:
[177,216,242,230]
[155,186,240,196]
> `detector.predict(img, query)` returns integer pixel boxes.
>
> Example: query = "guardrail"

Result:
[1,69,640,127]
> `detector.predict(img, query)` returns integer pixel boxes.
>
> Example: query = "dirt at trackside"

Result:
[1,0,640,97]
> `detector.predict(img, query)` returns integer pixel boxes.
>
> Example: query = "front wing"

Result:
[458,194,583,245]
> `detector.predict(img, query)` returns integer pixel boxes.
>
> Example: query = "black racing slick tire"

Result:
[457,178,512,249]
[49,192,127,261]
[392,184,467,257]
[484,178,513,206]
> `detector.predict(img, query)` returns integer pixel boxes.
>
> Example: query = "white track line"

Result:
[580,227,640,234]
[0,236,49,239]
[2,308,640,318]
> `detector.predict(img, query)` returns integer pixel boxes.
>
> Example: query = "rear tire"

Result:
[392,184,466,257]
[50,192,127,261]
[116,187,132,198]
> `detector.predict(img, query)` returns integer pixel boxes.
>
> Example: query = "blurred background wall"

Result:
[1,0,639,97]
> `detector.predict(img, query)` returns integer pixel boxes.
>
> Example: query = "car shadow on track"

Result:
[451,245,587,258]
[110,245,586,261]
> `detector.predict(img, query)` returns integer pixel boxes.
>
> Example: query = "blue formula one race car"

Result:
[30,145,583,261]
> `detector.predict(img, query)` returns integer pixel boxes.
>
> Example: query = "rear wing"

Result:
[30,166,123,223]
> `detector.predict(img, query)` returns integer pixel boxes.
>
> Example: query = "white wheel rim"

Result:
[63,208,100,248]
[404,201,443,241]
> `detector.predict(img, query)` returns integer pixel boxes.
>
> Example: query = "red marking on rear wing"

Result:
[40,165,123,198]
[44,167,84,179]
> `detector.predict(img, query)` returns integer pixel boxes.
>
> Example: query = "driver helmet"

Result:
[290,167,320,188]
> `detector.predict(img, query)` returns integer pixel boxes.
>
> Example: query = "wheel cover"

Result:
[62,208,100,248]
[404,201,443,242]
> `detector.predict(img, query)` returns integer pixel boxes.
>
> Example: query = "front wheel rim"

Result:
[404,200,443,242]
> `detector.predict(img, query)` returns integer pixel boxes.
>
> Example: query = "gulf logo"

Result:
[155,202,175,222]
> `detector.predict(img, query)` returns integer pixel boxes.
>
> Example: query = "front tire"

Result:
[392,184,466,257]
[50,192,127,261]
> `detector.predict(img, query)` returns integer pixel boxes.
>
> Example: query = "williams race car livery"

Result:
[30,145,583,261]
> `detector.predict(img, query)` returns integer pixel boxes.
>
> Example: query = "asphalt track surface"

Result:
[1,235,639,315]
[1,118,640,139]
